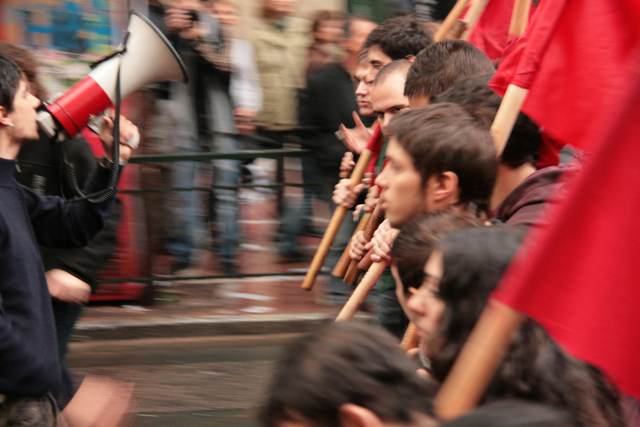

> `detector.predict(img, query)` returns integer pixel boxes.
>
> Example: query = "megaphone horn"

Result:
[38,10,189,140]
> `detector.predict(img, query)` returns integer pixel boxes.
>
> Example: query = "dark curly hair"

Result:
[260,321,438,427]
[429,226,624,427]
[363,14,433,60]
[391,210,481,293]
[433,74,541,169]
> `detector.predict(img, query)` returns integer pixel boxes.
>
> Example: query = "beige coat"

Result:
[250,17,311,131]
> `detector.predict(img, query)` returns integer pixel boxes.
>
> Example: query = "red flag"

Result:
[492,42,640,400]
[489,0,640,153]
[467,0,535,61]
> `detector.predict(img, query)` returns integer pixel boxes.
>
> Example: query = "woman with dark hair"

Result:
[405,226,625,427]
[390,210,481,312]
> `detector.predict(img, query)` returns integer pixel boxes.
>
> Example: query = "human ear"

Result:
[0,106,13,127]
[338,404,386,427]
[430,172,459,205]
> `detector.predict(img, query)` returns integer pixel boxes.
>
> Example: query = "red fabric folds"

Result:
[490,0,640,153]
[492,42,640,400]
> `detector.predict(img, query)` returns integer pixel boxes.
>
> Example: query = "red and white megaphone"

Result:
[37,10,188,140]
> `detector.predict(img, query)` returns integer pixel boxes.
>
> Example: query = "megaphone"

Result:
[37,10,188,140]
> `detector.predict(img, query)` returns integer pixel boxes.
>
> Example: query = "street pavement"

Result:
[67,161,376,425]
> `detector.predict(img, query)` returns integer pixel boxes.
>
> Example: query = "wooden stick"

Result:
[343,200,385,285]
[332,213,372,278]
[434,0,472,42]
[302,149,374,290]
[336,230,399,321]
[434,300,524,420]
[400,322,419,351]
[461,0,491,41]
[358,250,374,271]
[491,84,529,156]
[509,0,531,37]
[336,260,390,321]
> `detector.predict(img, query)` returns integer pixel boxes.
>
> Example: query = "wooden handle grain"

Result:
[301,149,374,290]
[434,300,524,420]
[434,0,472,42]
[461,0,490,41]
[343,200,385,285]
[400,322,420,351]
[336,260,389,321]
[509,0,531,37]
[332,213,372,278]
[491,85,529,156]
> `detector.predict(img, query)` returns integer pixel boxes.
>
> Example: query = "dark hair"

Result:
[441,400,580,427]
[404,40,495,100]
[0,54,23,114]
[429,226,625,427]
[363,15,433,60]
[372,59,411,87]
[433,74,541,168]
[386,103,497,211]
[260,321,437,427]
[391,211,481,292]
[343,14,374,40]
[311,10,344,34]
[0,42,48,101]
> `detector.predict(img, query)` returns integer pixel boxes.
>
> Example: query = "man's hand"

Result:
[234,107,257,135]
[164,8,202,39]
[99,112,139,165]
[349,230,368,261]
[333,179,364,209]
[340,152,355,175]
[46,269,91,305]
[363,185,379,212]
[338,112,371,154]
[365,219,396,263]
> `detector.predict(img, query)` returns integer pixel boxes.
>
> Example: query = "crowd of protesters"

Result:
[1,0,639,425]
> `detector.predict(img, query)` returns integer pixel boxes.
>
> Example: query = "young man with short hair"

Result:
[404,40,496,108]
[432,75,579,230]
[0,54,136,424]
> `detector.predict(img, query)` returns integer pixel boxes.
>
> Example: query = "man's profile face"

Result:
[354,62,375,117]
[375,137,428,228]
[6,80,40,143]
[342,19,378,56]
[371,73,410,136]
[366,45,393,77]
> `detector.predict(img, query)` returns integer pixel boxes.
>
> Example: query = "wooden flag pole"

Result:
[343,200,385,285]
[336,260,390,321]
[509,0,531,37]
[434,300,524,420]
[336,230,399,321]
[491,84,529,156]
[400,322,419,351]
[434,0,472,42]
[461,0,491,41]
[302,149,374,290]
[332,212,372,278]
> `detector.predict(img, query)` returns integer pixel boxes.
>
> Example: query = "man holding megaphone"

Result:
[0,54,138,425]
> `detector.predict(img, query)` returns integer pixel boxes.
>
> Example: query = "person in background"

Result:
[163,0,242,274]
[306,10,345,74]
[250,0,310,215]
[210,0,262,136]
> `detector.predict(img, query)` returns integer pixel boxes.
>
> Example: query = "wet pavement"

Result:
[76,160,350,341]
[68,334,302,426]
